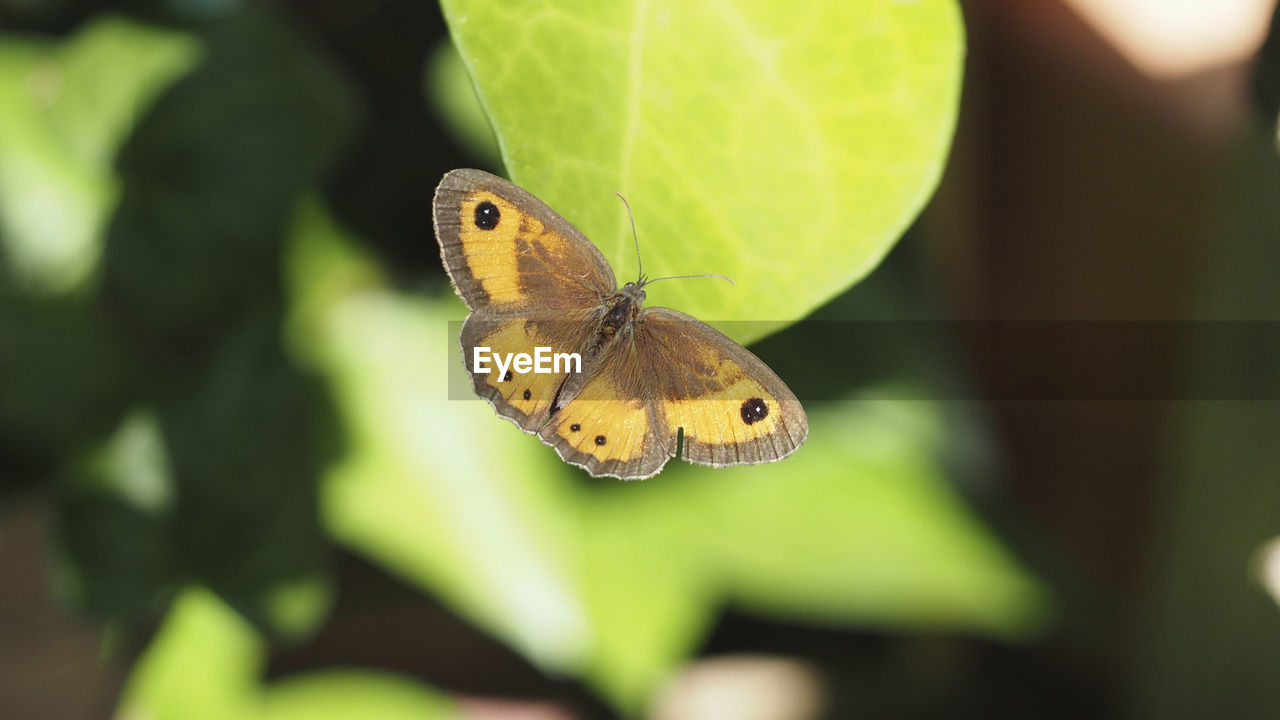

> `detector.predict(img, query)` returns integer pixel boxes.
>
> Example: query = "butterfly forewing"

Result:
[433,169,616,312]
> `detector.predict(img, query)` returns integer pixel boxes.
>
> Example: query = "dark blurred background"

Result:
[3,0,1280,718]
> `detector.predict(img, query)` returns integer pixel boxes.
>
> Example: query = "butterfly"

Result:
[433,168,807,480]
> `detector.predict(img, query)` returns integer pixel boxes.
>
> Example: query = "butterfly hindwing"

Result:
[536,339,666,479]
[433,169,615,312]
[460,310,601,432]
[538,309,807,480]
[634,308,808,469]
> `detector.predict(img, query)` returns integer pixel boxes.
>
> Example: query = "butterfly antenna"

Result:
[613,192,734,288]
[615,192,643,281]
[644,273,736,286]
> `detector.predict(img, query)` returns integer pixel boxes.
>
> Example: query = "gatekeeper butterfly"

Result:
[433,168,807,479]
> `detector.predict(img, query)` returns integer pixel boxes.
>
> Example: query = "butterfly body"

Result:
[434,168,807,480]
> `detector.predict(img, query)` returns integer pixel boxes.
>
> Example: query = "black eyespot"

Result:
[502,370,513,382]
[523,389,531,400]
[474,201,500,230]
[570,423,581,432]
[740,397,769,425]
[594,435,607,446]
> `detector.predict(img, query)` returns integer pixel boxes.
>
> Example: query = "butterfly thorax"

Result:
[596,281,646,345]
[551,282,647,416]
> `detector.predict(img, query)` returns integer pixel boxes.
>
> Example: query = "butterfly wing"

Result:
[461,310,602,433]
[536,336,667,479]
[538,308,807,479]
[433,168,616,311]
[434,168,617,432]
[634,308,808,469]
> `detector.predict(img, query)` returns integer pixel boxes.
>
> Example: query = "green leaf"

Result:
[441,0,964,343]
[286,201,594,672]
[264,672,462,720]
[667,398,1050,639]
[116,588,263,720]
[575,397,1048,711]
[76,6,358,640]
[0,16,202,294]
[117,587,461,720]
[576,484,719,708]
[52,409,177,621]
[79,408,174,514]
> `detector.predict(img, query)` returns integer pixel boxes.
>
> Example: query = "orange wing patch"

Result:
[540,372,655,476]
[456,191,534,305]
[660,360,799,469]
[455,190,607,309]
[661,369,782,443]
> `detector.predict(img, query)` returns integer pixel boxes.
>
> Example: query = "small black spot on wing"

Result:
[523,389,531,400]
[503,370,513,382]
[570,423,581,432]
[474,201,500,230]
[740,397,769,425]
[594,435,607,446]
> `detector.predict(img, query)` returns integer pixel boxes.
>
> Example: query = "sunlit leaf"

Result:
[576,485,718,709]
[665,398,1049,639]
[80,408,173,514]
[264,672,461,720]
[117,588,262,720]
[441,0,964,343]
[574,397,1048,711]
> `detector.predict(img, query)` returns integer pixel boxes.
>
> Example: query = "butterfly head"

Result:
[617,279,648,312]
[624,278,650,299]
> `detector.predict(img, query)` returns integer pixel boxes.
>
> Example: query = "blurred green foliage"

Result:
[2,4,354,639]
[116,587,461,720]
[0,1,1057,718]
[0,16,201,294]
[288,201,1046,709]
